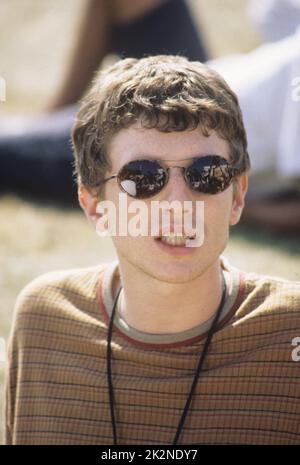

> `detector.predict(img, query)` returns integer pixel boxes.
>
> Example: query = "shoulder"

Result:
[17,263,107,304]
[235,268,300,328]
[222,256,300,316]
[244,270,300,307]
[9,263,111,335]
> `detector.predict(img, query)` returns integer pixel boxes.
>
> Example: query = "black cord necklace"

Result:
[107,273,227,445]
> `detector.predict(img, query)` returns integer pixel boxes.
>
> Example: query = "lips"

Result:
[156,232,193,244]
[153,234,197,255]
[154,229,197,249]
[155,227,195,238]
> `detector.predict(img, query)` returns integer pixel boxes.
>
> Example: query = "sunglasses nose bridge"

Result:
[165,166,186,175]
[163,166,192,199]
[165,166,187,187]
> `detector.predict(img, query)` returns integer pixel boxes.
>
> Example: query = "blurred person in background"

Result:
[248,0,300,42]
[0,0,208,202]
[207,0,300,232]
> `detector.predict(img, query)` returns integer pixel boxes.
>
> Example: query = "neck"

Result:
[111,257,226,334]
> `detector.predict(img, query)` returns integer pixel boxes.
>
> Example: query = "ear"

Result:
[78,184,102,227]
[229,174,248,226]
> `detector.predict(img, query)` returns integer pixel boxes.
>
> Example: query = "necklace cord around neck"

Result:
[107,286,122,445]
[107,273,227,445]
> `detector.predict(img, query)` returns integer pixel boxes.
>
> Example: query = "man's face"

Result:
[80,124,248,284]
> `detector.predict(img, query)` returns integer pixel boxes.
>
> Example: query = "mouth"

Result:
[154,232,196,256]
[155,232,195,246]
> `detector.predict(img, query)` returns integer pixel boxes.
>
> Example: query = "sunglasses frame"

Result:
[102,155,239,199]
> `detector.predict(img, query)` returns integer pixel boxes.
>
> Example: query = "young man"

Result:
[4,56,300,445]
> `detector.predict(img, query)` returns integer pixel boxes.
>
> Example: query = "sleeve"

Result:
[3,320,19,445]
[2,276,45,445]
[3,265,105,445]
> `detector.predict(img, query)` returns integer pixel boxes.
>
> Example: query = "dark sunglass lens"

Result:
[118,160,167,198]
[186,156,233,194]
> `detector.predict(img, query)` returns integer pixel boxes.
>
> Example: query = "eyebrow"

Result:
[128,153,222,162]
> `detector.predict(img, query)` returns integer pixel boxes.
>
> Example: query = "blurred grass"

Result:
[0,0,298,445]
[0,0,84,113]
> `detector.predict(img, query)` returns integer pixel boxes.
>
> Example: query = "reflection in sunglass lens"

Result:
[185,156,233,194]
[118,160,167,198]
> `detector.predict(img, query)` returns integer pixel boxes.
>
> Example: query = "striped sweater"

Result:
[4,256,300,444]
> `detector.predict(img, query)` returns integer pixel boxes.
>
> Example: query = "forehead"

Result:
[107,125,230,170]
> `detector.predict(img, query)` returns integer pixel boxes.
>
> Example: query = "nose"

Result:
[162,166,191,203]
[156,167,195,233]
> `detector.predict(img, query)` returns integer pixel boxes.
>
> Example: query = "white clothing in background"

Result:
[248,0,300,42]
[208,27,300,183]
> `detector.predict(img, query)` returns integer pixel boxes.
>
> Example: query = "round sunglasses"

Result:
[102,155,238,199]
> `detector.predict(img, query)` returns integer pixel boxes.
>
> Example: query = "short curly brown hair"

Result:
[71,55,250,198]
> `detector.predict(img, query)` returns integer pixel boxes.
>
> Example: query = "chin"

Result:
[143,259,205,284]
[115,237,210,283]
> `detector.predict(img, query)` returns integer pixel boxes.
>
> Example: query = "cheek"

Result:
[202,194,232,240]
[108,195,150,249]
[111,235,149,263]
